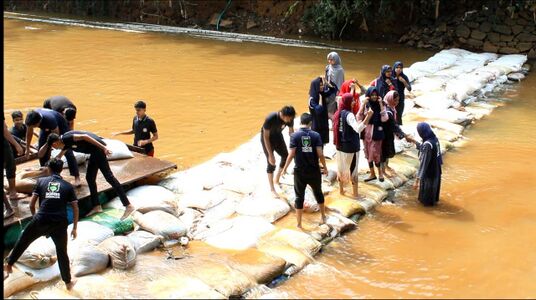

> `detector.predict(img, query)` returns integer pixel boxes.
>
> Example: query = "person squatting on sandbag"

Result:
[308,76,338,145]
[261,106,296,198]
[325,52,345,117]
[281,113,328,229]
[338,78,366,115]
[370,65,397,99]
[4,158,79,290]
[333,93,374,198]
[406,123,443,206]
[358,87,389,182]
[113,100,158,157]
[381,91,411,178]
[46,131,135,220]
[25,108,81,187]
[9,110,39,158]
[392,61,411,125]
[43,95,78,131]
[4,118,26,219]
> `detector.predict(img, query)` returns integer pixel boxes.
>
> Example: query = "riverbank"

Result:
[4,47,530,298]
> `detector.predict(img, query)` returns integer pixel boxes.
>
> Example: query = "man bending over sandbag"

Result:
[4,158,78,290]
[45,131,135,219]
[281,113,328,229]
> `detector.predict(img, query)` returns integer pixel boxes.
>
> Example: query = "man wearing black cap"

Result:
[281,112,328,229]
[4,158,78,290]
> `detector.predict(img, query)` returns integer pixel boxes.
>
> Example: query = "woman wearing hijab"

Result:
[309,76,338,144]
[393,61,412,125]
[325,52,345,117]
[381,91,409,177]
[338,78,366,114]
[333,93,373,198]
[357,87,389,182]
[369,65,397,99]
[406,122,442,206]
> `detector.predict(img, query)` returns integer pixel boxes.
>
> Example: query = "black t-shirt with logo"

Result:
[61,130,106,154]
[261,112,294,140]
[33,174,77,222]
[132,115,157,153]
[289,128,323,173]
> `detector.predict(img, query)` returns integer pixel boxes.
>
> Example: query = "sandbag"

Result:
[3,267,38,298]
[177,208,203,236]
[202,216,275,250]
[221,170,259,195]
[127,230,162,254]
[257,243,312,271]
[101,138,134,160]
[18,236,56,269]
[261,228,322,258]
[132,210,187,239]
[72,243,110,277]
[359,183,389,205]
[413,92,455,110]
[327,198,365,218]
[236,192,290,222]
[157,172,204,194]
[51,149,88,168]
[105,194,179,216]
[98,236,137,270]
[227,248,287,284]
[281,185,320,213]
[15,261,61,283]
[325,212,356,235]
[66,221,115,259]
[82,208,134,234]
[125,185,178,212]
[195,192,242,229]
[178,188,226,210]
[148,275,225,299]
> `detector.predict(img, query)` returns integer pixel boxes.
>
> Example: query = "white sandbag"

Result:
[411,76,448,93]
[148,275,226,299]
[221,170,259,195]
[18,237,56,269]
[178,208,203,236]
[51,149,88,168]
[3,267,38,298]
[258,228,322,259]
[67,221,114,246]
[107,193,179,216]
[236,192,290,222]
[281,185,320,213]
[15,261,61,282]
[203,216,275,250]
[325,212,356,235]
[98,236,136,270]
[157,172,204,194]
[488,54,527,74]
[178,188,226,210]
[101,138,134,160]
[323,143,337,160]
[127,230,162,254]
[413,92,455,110]
[132,210,187,239]
[414,108,474,125]
[72,243,110,276]
[126,185,176,203]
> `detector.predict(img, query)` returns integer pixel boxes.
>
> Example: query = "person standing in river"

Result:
[370,65,397,99]
[393,61,411,125]
[114,100,158,157]
[46,131,135,219]
[43,95,78,130]
[281,113,328,229]
[309,76,338,145]
[325,52,344,117]
[406,122,442,206]
[357,87,388,182]
[333,93,373,198]
[261,105,296,198]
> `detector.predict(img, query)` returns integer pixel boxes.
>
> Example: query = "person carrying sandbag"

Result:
[281,113,328,229]
[45,131,135,219]
[4,158,79,290]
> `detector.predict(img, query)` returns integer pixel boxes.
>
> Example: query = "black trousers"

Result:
[3,140,16,179]
[7,218,71,283]
[396,100,405,125]
[260,134,288,173]
[38,129,79,177]
[86,150,130,207]
[294,169,324,209]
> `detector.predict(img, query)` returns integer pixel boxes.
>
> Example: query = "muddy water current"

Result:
[4,16,536,298]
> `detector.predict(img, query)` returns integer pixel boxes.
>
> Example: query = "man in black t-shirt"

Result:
[9,111,38,157]
[45,131,135,220]
[43,95,77,130]
[261,105,296,198]
[113,100,158,157]
[4,158,78,290]
[281,113,328,229]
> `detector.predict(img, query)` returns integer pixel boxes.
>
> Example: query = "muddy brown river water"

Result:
[4,17,536,298]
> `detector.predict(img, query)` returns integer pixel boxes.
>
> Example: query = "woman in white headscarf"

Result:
[325,52,345,117]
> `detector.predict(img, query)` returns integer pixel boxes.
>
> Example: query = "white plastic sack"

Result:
[203,216,275,250]
[18,237,56,269]
[51,149,88,168]
[177,208,203,235]
[178,188,226,210]
[101,138,134,160]
[157,172,204,194]
[72,243,110,276]
[14,261,60,282]
[132,210,187,239]
[127,230,162,254]
[98,236,137,270]
[413,92,455,110]
[106,193,179,216]
[236,193,290,222]
[67,221,115,257]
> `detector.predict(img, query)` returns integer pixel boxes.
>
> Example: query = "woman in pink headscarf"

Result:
[333,93,372,198]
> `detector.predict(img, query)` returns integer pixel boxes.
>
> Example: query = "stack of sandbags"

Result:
[132,210,187,240]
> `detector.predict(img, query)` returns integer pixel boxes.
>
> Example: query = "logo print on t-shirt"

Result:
[301,136,312,153]
[46,182,61,199]
[143,128,148,132]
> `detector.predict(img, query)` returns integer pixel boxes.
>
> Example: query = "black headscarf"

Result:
[375,65,393,99]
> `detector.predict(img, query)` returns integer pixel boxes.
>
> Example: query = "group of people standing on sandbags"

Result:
[261,52,443,228]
